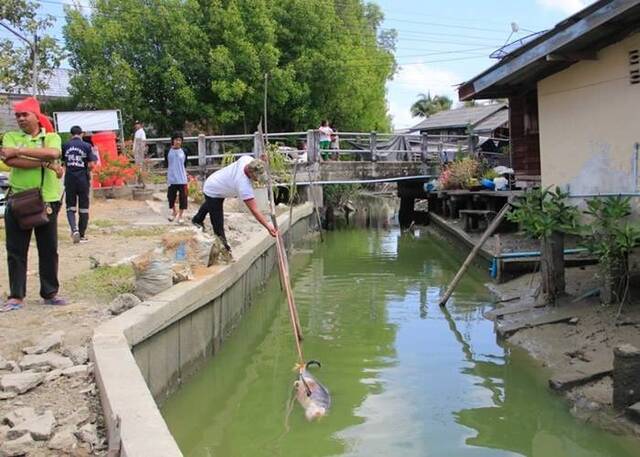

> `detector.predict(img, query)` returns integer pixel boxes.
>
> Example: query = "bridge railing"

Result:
[137,130,509,176]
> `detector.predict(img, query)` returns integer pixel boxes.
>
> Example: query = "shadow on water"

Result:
[162,228,640,457]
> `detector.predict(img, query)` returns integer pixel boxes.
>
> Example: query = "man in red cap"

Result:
[0,96,66,311]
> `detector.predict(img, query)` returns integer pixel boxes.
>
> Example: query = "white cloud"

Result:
[387,64,462,130]
[536,0,593,15]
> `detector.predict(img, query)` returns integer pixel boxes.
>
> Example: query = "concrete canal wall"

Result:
[90,204,315,457]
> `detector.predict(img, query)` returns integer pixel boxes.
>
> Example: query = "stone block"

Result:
[613,344,640,410]
[0,433,35,456]
[9,410,55,441]
[0,372,45,394]
[19,353,73,371]
[48,426,78,451]
[23,331,64,355]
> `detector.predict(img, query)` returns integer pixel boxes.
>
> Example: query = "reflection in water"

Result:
[162,229,639,457]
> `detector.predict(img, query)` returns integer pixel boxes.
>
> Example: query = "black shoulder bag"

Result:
[8,138,51,230]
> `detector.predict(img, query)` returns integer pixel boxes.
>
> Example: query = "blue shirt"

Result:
[166,148,188,185]
[62,137,97,183]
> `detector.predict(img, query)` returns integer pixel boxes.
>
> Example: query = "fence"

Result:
[137,130,510,175]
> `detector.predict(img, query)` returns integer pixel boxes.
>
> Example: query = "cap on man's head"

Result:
[70,125,83,135]
[246,159,267,184]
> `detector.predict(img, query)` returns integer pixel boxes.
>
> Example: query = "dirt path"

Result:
[0,196,266,455]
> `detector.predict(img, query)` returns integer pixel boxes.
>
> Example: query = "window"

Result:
[629,49,640,85]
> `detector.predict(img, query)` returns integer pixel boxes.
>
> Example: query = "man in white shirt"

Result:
[133,120,146,141]
[192,156,277,251]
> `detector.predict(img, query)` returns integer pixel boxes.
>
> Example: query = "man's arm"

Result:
[4,157,43,169]
[1,146,60,161]
[243,198,277,237]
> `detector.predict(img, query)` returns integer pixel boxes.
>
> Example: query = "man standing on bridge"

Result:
[192,155,277,252]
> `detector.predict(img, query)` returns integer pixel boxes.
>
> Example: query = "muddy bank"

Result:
[488,265,640,437]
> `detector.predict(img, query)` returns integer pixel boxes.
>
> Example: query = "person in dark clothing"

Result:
[62,125,97,243]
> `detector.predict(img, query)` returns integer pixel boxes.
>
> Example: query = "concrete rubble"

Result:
[7,409,56,441]
[0,432,35,456]
[108,293,142,315]
[22,331,65,355]
[63,346,89,365]
[19,353,73,371]
[0,372,45,394]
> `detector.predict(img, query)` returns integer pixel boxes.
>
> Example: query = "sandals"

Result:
[1,301,23,312]
[43,297,68,306]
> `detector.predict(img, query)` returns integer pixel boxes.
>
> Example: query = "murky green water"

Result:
[162,228,639,457]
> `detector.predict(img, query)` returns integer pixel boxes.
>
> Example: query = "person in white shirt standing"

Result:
[318,120,333,161]
[133,120,146,142]
[192,155,277,252]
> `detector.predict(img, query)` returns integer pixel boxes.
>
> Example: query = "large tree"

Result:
[63,0,396,135]
[0,0,63,94]
[410,93,453,118]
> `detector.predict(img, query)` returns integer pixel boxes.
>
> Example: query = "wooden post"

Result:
[306,129,319,163]
[540,231,565,305]
[370,131,377,162]
[253,132,261,159]
[439,202,511,307]
[420,132,428,163]
[197,134,206,175]
[467,134,475,157]
[613,344,640,410]
[156,142,165,165]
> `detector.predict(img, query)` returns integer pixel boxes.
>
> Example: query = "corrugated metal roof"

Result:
[473,108,508,133]
[409,103,507,132]
[0,68,71,98]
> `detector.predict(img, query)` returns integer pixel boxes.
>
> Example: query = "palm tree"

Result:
[410,93,453,118]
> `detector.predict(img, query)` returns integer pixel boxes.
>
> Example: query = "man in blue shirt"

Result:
[62,126,97,243]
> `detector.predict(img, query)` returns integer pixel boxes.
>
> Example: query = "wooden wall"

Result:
[509,90,541,177]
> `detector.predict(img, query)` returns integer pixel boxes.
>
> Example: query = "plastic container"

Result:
[92,131,118,161]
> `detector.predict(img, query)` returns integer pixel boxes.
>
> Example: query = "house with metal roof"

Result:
[458,0,640,193]
[409,103,508,136]
[0,68,71,130]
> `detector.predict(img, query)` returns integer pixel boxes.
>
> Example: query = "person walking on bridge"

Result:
[192,155,276,252]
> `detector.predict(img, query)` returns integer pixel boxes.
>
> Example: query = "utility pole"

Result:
[0,22,39,97]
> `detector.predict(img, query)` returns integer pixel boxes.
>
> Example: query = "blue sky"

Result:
[2,0,595,130]
[376,0,596,129]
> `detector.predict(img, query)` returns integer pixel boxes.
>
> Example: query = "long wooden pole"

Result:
[439,202,512,307]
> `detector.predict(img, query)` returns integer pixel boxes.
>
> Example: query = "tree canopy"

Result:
[0,0,63,94]
[63,0,396,136]
[410,93,453,118]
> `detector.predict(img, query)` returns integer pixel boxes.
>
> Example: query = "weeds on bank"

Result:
[67,264,135,302]
[117,226,166,237]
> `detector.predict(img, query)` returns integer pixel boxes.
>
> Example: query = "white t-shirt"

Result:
[318,126,333,142]
[134,128,146,141]
[203,155,255,200]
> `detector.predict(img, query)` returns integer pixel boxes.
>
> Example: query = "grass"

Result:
[67,264,135,302]
[92,219,118,228]
[117,226,167,237]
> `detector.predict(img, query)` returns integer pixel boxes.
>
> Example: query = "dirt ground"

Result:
[0,195,267,455]
[490,265,640,437]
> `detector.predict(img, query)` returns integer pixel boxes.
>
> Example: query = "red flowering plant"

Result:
[93,155,138,187]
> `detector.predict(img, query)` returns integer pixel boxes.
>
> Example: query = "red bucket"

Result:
[92,131,117,161]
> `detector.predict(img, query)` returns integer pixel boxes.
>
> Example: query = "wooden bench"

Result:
[459,209,496,232]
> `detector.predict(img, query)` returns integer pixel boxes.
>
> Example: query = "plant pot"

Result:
[132,188,154,201]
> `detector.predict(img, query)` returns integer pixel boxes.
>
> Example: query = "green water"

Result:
[162,228,639,457]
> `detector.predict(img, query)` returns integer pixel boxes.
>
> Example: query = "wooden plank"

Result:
[626,402,640,423]
[483,300,541,321]
[495,301,593,337]
[549,362,613,391]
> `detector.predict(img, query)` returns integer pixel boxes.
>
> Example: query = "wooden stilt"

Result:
[439,202,512,308]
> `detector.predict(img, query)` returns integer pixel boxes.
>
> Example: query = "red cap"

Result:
[12,97,55,133]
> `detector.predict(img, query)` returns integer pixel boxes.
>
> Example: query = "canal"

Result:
[162,228,639,457]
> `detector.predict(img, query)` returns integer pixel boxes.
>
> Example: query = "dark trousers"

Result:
[167,184,188,210]
[5,202,60,300]
[192,196,230,250]
[65,178,90,236]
